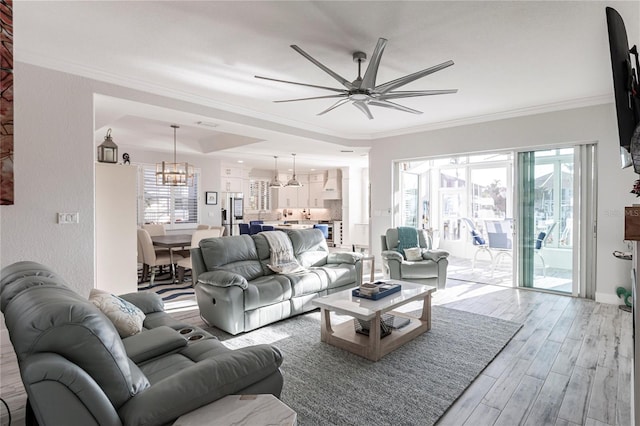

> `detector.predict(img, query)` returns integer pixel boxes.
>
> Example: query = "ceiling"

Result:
[14,1,640,171]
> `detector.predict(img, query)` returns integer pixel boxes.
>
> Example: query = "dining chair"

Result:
[239,223,250,235]
[196,224,210,230]
[209,226,225,236]
[177,229,222,282]
[142,223,166,236]
[137,228,184,286]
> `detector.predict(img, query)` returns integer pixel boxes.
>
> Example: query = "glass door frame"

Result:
[513,143,597,297]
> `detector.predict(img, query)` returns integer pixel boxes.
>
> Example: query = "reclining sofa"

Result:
[0,261,284,426]
[191,228,363,335]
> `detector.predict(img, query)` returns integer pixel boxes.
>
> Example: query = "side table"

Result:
[173,394,296,426]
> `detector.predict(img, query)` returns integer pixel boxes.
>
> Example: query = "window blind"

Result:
[138,165,200,227]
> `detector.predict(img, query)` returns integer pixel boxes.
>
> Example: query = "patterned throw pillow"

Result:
[89,289,146,337]
[404,247,423,261]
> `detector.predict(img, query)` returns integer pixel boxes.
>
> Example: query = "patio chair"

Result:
[534,222,556,277]
[460,218,492,270]
[484,219,513,275]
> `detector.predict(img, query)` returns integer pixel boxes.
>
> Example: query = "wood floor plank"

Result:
[551,337,582,376]
[524,371,571,426]
[526,339,562,379]
[493,374,544,426]
[463,403,501,426]
[437,374,496,426]
[575,334,600,370]
[587,366,618,425]
[616,355,632,426]
[482,358,533,410]
[557,366,596,425]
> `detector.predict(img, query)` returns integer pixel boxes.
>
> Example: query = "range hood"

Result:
[323,169,340,192]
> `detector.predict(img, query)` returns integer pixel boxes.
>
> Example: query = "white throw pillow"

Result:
[404,247,423,261]
[89,289,146,337]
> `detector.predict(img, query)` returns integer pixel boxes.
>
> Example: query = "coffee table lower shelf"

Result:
[320,310,430,362]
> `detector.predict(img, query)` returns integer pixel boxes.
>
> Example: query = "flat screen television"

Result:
[606,7,640,170]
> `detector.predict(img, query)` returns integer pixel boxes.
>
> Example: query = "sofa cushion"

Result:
[245,275,293,311]
[400,261,439,279]
[314,264,357,289]
[89,289,146,337]
[200,235,264,281]
[286,229,330,267]
[283,269,328,296]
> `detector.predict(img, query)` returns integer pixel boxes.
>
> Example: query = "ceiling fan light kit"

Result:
[156,124,195,186]
[255,37,457,119]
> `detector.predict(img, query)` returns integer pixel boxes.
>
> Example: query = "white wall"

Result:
[369,103,635,304]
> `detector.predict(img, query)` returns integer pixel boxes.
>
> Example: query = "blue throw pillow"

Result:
[471,230,485,246]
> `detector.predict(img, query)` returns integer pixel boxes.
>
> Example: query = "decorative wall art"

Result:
[0,0,13,205]
[205,191,218,205]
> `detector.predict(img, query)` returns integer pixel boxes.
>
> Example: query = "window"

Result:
[248,178,271,211]
[137,164,200,228]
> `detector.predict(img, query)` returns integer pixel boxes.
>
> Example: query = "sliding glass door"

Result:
[516,145,596,295]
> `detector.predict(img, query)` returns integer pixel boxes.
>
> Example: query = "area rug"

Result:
[201,306,522,426]
[137,271,195,303]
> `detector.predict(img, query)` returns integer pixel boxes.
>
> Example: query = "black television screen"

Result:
[605,7,640,168]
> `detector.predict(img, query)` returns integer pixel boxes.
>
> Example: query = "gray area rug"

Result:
[202,306,522,426]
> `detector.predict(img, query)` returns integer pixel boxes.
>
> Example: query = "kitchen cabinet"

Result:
[221,164,246,193]
[308,181,324,207]
[272,174,309,208]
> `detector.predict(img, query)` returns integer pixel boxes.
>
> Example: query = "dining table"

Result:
[151,234,192,283]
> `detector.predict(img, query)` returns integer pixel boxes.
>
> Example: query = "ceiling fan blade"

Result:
[255,75,347,93]
[290,45,355,90]
[369,100,423,115]
[352,101,374,120]
[360,38,387,90]
[274,94,347,103]
[273,95,346,103]
[377,89,458,100]
[317,98,351,116]
[374,60,455,94]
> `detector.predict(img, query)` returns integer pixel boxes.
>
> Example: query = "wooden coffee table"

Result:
[312,280,436,361]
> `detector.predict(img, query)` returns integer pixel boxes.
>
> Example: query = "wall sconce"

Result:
[97,128,118,163]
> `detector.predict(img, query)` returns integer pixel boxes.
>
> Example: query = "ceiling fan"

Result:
[255,38,457,120]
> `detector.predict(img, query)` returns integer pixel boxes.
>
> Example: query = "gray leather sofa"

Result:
[191,228,363,335]
[381,228,450,289]
[0,261,284,426]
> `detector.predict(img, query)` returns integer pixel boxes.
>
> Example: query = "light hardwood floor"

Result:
[0,278,632,426]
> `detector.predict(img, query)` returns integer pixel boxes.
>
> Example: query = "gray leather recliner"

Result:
[0,261,284,426]
[380,228,450,289]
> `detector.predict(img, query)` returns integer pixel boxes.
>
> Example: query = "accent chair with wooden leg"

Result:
[137,228,184,286]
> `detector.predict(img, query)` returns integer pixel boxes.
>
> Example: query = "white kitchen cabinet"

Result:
[308,181,324,207]
[96,163,137,295]
[272,174,309,208]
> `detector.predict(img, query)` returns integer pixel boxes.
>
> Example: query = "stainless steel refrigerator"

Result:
[221,192,243,236]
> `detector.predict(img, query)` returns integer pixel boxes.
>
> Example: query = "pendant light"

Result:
[269,156,283,188]
[156,124,194,186]
[286,153,302,187]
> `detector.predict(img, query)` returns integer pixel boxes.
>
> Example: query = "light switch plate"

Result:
[58,212,79,224]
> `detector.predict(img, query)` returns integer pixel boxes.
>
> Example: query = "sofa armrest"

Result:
[197,270,249,290]
[119,292,165,314]
[122,326,187,363]
[327,252,363,264]
[118,344,283,426]
[381,250,403,262]
[422,249,450,262]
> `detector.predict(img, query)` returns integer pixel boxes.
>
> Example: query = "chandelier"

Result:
[156,124,194,186]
